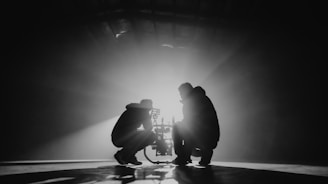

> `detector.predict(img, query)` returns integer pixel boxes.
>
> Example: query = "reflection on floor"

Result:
[0,161,327,184]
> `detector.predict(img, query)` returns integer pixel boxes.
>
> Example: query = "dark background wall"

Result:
[2,0,327,165]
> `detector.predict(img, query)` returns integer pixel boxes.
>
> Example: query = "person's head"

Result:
[139,99,153,110]
[178,82,193,100]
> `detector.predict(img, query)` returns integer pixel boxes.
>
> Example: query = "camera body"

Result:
[144,108,174,163]
[150,108,173,156]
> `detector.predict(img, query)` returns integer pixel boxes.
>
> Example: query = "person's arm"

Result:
[143,113,153,131]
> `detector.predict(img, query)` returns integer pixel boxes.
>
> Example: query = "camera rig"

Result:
[144,108,174,164]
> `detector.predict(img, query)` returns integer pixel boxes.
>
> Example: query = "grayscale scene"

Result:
[2,0,327,184]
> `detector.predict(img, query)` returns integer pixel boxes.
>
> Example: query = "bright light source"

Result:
[115,30,127,38]
[150,88,183,123]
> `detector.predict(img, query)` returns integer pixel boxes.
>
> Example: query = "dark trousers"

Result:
[172,123,214,164]
[112,130,155,159]
[172,123,192,161]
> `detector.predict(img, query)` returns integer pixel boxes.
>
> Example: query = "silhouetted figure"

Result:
[112,99,156,165]
[172,83,220,166]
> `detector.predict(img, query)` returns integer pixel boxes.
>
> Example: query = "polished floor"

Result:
[1,160,327,184]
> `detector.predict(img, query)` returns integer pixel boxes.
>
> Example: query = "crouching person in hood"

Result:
[173,83,220,166]
[111,99,156,165]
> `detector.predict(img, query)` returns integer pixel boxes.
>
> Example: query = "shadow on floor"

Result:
[0,164,327,184]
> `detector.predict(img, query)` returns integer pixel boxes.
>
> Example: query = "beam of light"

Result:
[29,116,120,160]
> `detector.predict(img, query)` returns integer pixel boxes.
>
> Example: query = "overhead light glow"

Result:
[161,44,174,48]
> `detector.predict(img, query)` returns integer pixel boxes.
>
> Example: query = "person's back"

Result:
[112,103,151,142]
[111,99,155,165]
[191,86,220,149]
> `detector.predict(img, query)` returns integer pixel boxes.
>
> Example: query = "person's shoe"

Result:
[114,151,128,165]
[198,149,213,166]
[128,156,142,165]
[172,157,188,166]
[198,160,210,166]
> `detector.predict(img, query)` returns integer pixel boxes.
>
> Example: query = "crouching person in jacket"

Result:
[112,99,156,165]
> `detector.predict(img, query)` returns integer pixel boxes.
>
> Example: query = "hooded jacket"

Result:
[182,86,220,149]
[111,103,153,141]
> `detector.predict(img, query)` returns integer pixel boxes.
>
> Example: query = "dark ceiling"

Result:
[6,0,321,58]
[15,0,316,23]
